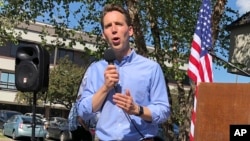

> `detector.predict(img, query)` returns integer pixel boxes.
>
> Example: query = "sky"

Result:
[213,0,250,83]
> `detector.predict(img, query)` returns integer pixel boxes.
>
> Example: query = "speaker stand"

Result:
[31,91,37,141]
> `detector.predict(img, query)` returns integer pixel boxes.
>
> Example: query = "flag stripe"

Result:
[187,0,213,140]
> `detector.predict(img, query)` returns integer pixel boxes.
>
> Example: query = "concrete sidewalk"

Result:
[0,130,12,141]
[1,139,12,141]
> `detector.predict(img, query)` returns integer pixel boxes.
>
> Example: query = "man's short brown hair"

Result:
[100,4,132,29]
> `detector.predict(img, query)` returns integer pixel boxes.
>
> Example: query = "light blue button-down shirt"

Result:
[78,49,170,141]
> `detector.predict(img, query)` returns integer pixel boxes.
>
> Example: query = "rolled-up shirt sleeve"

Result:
[77,94,94,120]
[147,63,170,124]
[77,64,97,120]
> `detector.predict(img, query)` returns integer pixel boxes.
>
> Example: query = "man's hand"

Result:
[113,89,139,115]
[77,116,88,131]
[103,65,119,91]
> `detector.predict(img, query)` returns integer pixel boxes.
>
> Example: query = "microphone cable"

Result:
[123,111,146,140]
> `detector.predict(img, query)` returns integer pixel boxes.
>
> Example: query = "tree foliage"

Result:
[48,56,85,109]
[15,91,47,105]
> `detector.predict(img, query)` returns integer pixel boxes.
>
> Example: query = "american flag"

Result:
[187,0,213,140]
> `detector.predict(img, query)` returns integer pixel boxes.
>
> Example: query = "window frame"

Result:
[0,71,16,91]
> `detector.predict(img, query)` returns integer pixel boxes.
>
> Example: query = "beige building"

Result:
[227,11,250,76]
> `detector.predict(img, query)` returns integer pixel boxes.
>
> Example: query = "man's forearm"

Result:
[92,85,110,112]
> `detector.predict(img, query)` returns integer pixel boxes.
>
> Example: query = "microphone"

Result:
[103,48,121,92]
[104,48,116,64]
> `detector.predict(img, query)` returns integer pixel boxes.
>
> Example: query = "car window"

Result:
[50,117,55,121]
[22,117,43,125]
[7,116,16,122]
[37,115,43,119]
[60,120,68,126]
[36,118,43,125]
[0,111,7,120]
[57,119,65,123]
[6,112,21,120]
[0,111,3,118]
[22,117,33,124]
[25,113,44,119]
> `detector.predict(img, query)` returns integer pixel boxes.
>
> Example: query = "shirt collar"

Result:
[114,48,136,66]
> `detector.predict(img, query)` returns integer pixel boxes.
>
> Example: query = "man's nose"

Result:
[111,25,117,33]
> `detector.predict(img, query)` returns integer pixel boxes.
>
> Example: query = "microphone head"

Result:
[104,48,116,64]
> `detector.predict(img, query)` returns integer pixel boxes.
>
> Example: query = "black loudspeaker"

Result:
[15,44,50,92]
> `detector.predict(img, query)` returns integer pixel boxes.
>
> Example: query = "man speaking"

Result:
[77,4,170,141]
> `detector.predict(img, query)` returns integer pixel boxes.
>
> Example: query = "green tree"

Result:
[47,56,85,109]
[15,91,46,105]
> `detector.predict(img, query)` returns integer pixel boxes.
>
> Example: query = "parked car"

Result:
[173,123,179,137]
[47,117,67,124]
[24,113,47,123]
[0,110,22,129]
[2,114,46,141]
[46,117,71,141]
[170,123,179,141]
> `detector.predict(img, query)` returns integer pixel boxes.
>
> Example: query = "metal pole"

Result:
[32,91,37,141]
[209,52,250,77]
[235,74,238,83]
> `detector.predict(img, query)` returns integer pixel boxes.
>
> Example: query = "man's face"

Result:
[102,11,133,51]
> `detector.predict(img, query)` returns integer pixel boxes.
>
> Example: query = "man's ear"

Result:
[102,33,106,40]
[129,26,134,37]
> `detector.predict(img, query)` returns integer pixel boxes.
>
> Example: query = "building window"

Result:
[10,41,32,57]
[57,49,74,61]
[10,44,19,57]
[0,72,16,90]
